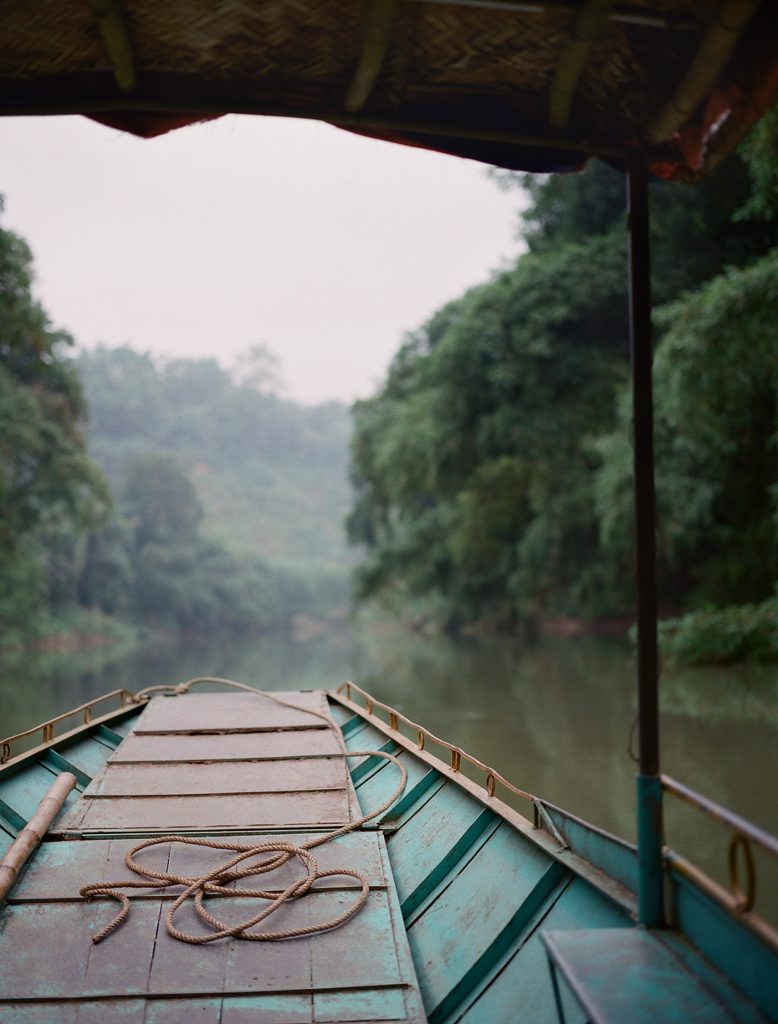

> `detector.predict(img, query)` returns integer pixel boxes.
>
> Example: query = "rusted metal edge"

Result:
[330,689,637,915]
[0,773,77,901]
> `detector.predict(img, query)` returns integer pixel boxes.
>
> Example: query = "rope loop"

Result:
[80,681,407,948]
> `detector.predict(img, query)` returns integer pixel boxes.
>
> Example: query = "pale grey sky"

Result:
[2,114,524,405]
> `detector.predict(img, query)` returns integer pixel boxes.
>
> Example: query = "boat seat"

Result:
[541,929,734,1024]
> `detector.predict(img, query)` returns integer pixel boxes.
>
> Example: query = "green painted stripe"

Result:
[352,740,399,785]
[429,859,569,1024]
[401,808,497,921]
[384,769,441,823]
[0,812,19,838]
[340,715,365,737]
[95,724,123,747]
[0,799,26,833]
[40,751,91,789]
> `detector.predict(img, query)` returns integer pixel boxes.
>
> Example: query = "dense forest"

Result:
[348,111,778,661]
[0,216,351,645]
[2,112,777,663]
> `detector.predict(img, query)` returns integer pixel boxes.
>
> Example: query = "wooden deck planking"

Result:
[110,730,343,762]
[0,692,427,1022]
[9,832,387,902]
[58,790,353,832]
[86,759,348,797]
[0,994,418,1023]
[133,691,332,733]
[0,840,424,1016]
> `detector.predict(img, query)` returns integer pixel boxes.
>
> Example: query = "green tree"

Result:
[0,201,109,632]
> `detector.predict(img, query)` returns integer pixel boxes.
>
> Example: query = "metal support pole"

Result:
[626,155,664,927]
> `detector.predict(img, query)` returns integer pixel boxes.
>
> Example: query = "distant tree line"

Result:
[0,206,351,644]
[348,113,778,648]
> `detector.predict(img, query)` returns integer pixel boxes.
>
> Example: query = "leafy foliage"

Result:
[0,204,110,635]
[349,149,778,645]
[659,598,778,667]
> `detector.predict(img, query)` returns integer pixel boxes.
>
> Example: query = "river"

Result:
[2,621,777,916]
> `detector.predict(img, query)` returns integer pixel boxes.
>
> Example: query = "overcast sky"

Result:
[1,114,525,405]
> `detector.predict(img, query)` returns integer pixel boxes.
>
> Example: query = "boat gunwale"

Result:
[332,686,778,960]
[0,702,144,780]
[330,688,638,915]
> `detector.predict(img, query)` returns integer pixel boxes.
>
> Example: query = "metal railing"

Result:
[662,773,778,946]
[336,679,538,809]
[0,689,137,766]
[336,680,778,948]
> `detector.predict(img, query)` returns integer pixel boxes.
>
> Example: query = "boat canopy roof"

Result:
[3,1,777,180]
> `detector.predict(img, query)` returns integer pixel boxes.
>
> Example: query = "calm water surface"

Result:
[2,623,777,912]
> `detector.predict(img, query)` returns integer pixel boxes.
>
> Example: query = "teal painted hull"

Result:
[0,690,776,1023]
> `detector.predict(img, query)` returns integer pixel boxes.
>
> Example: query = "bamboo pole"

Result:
[0,773,77,901]
[549,0,616,129]
[647,0,762,145]
[345,0,399,112]
[87,0,137,94]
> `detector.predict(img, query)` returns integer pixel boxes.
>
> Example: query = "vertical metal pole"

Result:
[626,154,664,928]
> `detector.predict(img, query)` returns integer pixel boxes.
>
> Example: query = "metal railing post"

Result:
[627,154,664,927]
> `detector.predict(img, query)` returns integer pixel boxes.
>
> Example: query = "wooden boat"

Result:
[1,678,776,1022]
[2,3,778,1021]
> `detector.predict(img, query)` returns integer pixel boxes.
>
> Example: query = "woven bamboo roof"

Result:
[2,1,777,178]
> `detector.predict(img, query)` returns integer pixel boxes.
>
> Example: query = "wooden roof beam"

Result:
[87,0,137,94]
[549,0,616,129]
[647,0,762,145]
[345,0,399,113]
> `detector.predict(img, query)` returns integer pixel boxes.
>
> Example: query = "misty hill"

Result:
[77,346,353,576]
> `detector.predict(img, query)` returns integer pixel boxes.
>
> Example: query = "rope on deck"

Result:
[80,678,407,945]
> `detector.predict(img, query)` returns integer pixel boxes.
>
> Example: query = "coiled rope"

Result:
[80,677,406,945]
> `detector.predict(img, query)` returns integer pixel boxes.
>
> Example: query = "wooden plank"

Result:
[0,1006,78,1023]
[88,760,348,797]
[134,692,331,733]
[221,995,312,1023]
[140,999,219,1023]
[149,900,231,994]
[311,891,401,990]
[0,901,161,998]
[223,896,313,992]
[406,823,550,1013]
[354,751,430,823]
[74,1000,146,1023]
[110,731,342,763]
[166,832,387,893]
[542,929,733,1024]
[386,781,491,906]
[11,832,386,901]
[313,987,408,1021]
[457,877,630,1024]
[59,790,352,832]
